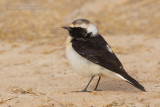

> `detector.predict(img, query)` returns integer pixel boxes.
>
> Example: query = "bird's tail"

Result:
[122,74,146,91]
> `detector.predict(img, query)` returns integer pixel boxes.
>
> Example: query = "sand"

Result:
[0,35,160,107]
[0,0,160,106]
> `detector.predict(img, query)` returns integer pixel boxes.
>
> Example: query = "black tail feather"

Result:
[123,75,146,91]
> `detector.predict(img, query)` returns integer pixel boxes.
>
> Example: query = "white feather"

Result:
[87,23,98,36]
[66,36,128,80]
[115,74,131,83]
[106,45,113,53]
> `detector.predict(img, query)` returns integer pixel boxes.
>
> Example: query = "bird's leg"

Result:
[81,75,95,92]
[94,76,101,91]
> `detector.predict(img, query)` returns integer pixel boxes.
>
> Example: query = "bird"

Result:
[62,19,145,92]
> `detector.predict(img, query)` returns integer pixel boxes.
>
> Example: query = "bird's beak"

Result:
[61,26,71,31]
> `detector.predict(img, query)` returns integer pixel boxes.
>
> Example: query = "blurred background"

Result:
[0,0,160,42]
[0,0,160,106]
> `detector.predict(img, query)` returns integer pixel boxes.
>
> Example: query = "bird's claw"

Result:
[93,89,102,91]
[72,89,92,93]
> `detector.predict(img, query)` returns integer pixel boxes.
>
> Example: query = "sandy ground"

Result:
[0,35,160,107]
[0,0,160,106]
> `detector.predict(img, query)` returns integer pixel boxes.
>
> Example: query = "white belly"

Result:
[65,37,101,77]
[66,37,116,77]
[65,36,126,80]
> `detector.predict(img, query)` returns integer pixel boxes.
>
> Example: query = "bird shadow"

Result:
[89,77,140,93]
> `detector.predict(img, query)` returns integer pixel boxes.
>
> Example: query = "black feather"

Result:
[71,34,146,91]
[123,74,146,91]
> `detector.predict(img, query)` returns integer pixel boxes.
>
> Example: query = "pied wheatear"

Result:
[62,19,145,92]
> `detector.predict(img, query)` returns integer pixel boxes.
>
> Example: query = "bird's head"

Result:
[62,19,98,38]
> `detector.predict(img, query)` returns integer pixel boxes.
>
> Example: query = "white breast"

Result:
[66,36,101,77]
[65,36,123,79]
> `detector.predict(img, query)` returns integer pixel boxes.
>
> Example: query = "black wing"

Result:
[71,35,125,75]
[71,34,145,91]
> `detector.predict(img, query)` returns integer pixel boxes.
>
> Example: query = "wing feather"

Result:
[71,35,126,75]
[71,34,146,91]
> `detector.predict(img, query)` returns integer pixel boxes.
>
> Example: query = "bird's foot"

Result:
[93,89,102,91]
[72,89,91,93]
[81,89,88,92]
